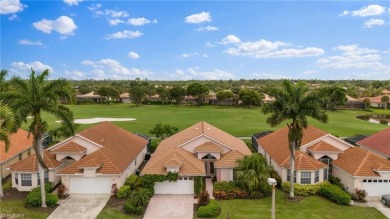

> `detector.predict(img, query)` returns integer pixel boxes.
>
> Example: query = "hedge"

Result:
[194,176,203,196]
[281,181,329,196]
[318,183,351,205]
[117,185,131,199]
[26,187,58,207]
[124,199,144,215]
[197,200,220,218]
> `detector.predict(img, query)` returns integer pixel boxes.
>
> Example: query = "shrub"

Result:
[111,183,118,196]
[117,185,131,199]
[125,175,142,189]
[194,176,203,196]
[380,119,388,125]
[281,181,328,196]
[355,188,367,201]
[57,184,67,198]
[329,176,345,190]
[318,183,351,205]
[249,191,263,199]
[26,187,58,207]
[270,170,282,189]
[213,181,239,193]
[124,199,144,215]
[197,200,220,218]
[198,189,210,206]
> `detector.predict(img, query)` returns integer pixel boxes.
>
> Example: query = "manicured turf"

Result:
[0,200,49,219]
[97,208,139,219]
[33,104,389,137]
[210,190,386,219]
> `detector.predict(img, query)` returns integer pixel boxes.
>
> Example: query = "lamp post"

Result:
[267,178,277,219]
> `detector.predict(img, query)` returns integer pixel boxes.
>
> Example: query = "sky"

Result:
[1,0,389,81]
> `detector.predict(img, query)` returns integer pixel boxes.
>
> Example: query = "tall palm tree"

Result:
[0,102,15,197]
[262,80,328,199]
[1,69,75,207]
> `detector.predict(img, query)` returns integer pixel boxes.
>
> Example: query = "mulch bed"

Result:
[283,192,306,202]
[103,195,127,212]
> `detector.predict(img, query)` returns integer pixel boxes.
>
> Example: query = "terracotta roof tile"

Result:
[78,158,102,168]
[257,125,328,167]
[0,129,33,163]
[215,150,244,168]
[308,141,343,153]
[9,150,62,172]
[195,142,224,153]
[281,151,327,170]
[332,147,390,177]
[120,92,129,98]
[357,127,390,157]
[51,142,86,153]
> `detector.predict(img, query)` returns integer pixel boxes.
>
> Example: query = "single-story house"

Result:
[356,127,390,159]
[120,92,131,103]
[9,122,149,194]
[141,121,252,195]
[336,95,364,109]
[0,129,34,179]
[76,92,102,103]
[360,95,390,109]
[256,125,390,196]
[261,94,275,105]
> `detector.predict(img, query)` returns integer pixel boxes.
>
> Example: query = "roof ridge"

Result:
[43,151,54,168]
[353,149,370,175]
[99,150,122,173]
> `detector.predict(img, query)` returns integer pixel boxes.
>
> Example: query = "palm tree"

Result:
[262,80,328,199]
[236,153,271,194]
[130,188,153,207]
[381,95,389,109]
[0,102,15,197]
[1,69,75,207]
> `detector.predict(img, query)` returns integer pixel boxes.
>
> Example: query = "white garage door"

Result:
[154,180,194,195]
[70,177,112,194]
[362,179,390,196]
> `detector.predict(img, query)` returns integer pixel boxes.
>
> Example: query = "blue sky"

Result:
[1,0,389,80]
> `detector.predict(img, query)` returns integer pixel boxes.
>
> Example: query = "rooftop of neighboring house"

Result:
[0,129,33,163]
[356,127,390,157]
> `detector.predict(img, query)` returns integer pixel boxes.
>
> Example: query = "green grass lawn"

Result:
[30,104,389,138]
[0,200,49,219]
[97,208,140,219]
[208,190,386,219]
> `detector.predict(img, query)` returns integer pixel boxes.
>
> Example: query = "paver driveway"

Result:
[143,195,194,219]
[47,194,110,219]
[366,197,390,218]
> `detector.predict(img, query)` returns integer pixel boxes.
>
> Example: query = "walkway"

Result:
[144,195,194,219]
[205,178,214,199]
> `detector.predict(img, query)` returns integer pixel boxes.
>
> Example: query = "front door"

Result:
[205,161,215,177]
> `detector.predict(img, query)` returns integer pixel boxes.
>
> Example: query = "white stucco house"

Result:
[9,122,149,194]
[141,121,252,195]
[256,125,390,196]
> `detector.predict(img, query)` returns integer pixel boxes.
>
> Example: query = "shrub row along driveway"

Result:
[143,195,194,219]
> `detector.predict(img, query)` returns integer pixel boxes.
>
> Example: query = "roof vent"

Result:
[195,127,199,130]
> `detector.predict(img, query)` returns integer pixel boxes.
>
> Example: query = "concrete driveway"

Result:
[143,195,194,219]
[48,194,110,219]
[366,197,390,218]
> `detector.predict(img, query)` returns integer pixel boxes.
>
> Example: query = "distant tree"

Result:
[231,87,240,95]
[318,86,347,110]
[169,86,186,106]
[239,89,260,108]
[129,80,148,106]
[149,123,179,139]
[77,84,93,95]
[363,98,371,110]
[156,87,169,106]
[186,83,209,107]
[216,90,234,106]
[96,86,120,104]
[0,70,9,93]
[381,96,389,109]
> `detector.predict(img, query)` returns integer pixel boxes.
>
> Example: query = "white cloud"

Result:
[221,35,241,44]
[64,69,85,80]
[223,38,323,58]
[33,16,77,35]
[8,13,17,20]
[81,59,151,79]
[11,61,53,72]
[128,51,140,59]
[197,26,218,31]
[206,42,215,47]
[180,53,191,58]
[18,39,44,46]
[364,18,385,28]
[127,18,157,26]
[108,19,124,26]
[63,0,82,6]
[253,73,290,80]
[105,30,143,40]
[317,44,388,71]
[174,67,234,80]
[340,4,386,17]
[88,3,101,11]
[303,70,318,75]
[185,11,211,24]
[0,0,26,14]
[178,52,208,59]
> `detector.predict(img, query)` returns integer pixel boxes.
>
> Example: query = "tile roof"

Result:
[58,122,148,175]
[346,95,360,102]
[308,141,343,153]
[280,151,327,170]
[9,150,62,172]
[332,147,390,177]
[0,129,33,163]
[51,142,86,153]
[215,150,244,168]
[363,95,390,103]
[257,125,328,167]
[357,127,390,157]
[120,92,130,98]
[195,142,224,153]
[142,121,251,176]
[78,158,102,168]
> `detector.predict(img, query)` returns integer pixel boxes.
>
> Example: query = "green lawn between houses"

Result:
[0,200,49,219]
[28,104,389,138]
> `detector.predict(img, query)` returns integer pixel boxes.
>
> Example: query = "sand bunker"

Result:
[56,118,136,124]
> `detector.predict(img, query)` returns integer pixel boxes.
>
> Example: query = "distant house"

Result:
[356,127,390,159]
[261,94,275,105]
[76,92,102,103]
[361,95,390,108]
[9,122,149,194]
[120,92,131,103]
[0,129,34,179]
[148,94,161,103]
[336,95,364,109]
[142,121,252,195]
[256,125,390,196]
[381,89,390,95]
